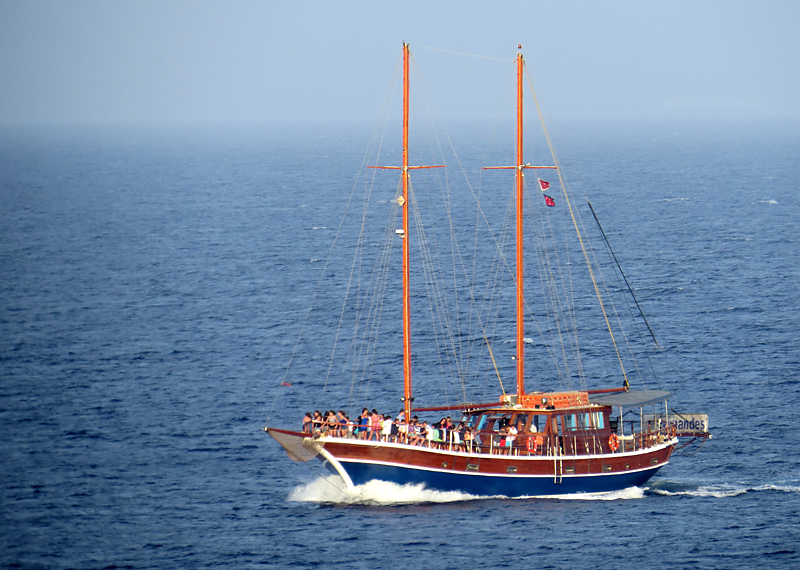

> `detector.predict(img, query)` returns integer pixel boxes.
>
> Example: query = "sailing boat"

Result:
[265,43,709,497]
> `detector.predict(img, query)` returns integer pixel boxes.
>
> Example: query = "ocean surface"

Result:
[2,119,800,569]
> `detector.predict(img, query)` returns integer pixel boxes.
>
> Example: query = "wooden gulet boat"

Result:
[265,43,710,497]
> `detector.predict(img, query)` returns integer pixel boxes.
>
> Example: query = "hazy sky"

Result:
[1,0,798,125]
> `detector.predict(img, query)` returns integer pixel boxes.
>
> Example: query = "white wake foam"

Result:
[535,486,645,501]
[651,482,800,498]
[287,476,645,505]
[287,475,484,505]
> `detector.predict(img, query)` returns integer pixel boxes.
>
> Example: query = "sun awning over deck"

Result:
[589,390,672,409]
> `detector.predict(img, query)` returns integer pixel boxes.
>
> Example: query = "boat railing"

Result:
[314,423,676,455]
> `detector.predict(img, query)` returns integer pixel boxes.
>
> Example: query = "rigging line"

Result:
[358,209,397,406]
[426,96,468,390]
[526,184,573,388]
[323,55,402,397]
[416,44,513,62]
[269,57,401,420]
[543,175,584,383]
[524,63,630,389]
[357,213,396,406]
[462,80,511,389]
[578,195,651,389]
[466,194,509,387]
[468,190,514,400]
[525,183,575,388]
[407,82,465,398]
[358,181,403,396]
[407,56,510,395]
[349,194,396,404]
[410,183,456,405]
[405,79,461,404]
[587,201,660,348]
[328,53,407,405]
[488,169,569,385]
[412,77,473,401]
[587,204,662,390]
[411,56,492,394]
[521,70,587,385]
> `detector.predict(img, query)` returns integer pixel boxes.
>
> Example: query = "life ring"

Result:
[526,435,540,455]
[608,434,620,452]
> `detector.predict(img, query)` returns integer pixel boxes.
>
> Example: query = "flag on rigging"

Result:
[538,178,550,191]
[544,194,555,207]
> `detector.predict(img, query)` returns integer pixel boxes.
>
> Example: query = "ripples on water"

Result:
[2,121,800,568]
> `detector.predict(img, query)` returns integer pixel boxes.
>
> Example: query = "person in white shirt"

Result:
[381,415,393,442]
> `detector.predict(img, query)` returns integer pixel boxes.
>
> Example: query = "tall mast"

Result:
[401,42,412,420]
[483,46,557,396]
[515,51,525,397]
[371,44,444,420]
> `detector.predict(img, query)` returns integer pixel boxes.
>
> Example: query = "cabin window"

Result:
[564,414,578,432]
[509,413,526,430]
[529,414,548,433]
[592,412,605,429]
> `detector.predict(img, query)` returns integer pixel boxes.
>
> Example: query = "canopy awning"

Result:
[589,390,671,409]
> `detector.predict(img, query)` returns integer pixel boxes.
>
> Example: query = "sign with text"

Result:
[644,414,709,435]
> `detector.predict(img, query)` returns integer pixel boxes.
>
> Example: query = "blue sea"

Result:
[2,119,800,569]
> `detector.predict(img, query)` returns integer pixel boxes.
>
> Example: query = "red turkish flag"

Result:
[544,194,555,207]
[538,179,550,191]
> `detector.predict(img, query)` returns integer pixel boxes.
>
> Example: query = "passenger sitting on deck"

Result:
[397,414,407,444]
[302,412,312,434]
[463,426,475,453]
[422,421,432,447]
[408,418,421,446]
[455,422,465,451]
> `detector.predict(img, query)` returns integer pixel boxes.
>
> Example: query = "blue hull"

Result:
[326,459,662,497]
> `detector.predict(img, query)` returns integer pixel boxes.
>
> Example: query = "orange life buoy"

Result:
[526,435,541,455]
[608,433,620,452]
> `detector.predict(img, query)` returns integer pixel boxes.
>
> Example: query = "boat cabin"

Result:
[457,389,675,457]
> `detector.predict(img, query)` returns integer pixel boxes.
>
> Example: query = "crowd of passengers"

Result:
[302,408,537,454]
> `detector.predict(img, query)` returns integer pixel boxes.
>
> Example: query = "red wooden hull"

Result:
[266,428,675,497]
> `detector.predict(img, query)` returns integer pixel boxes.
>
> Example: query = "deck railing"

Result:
[312,423,676,456]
